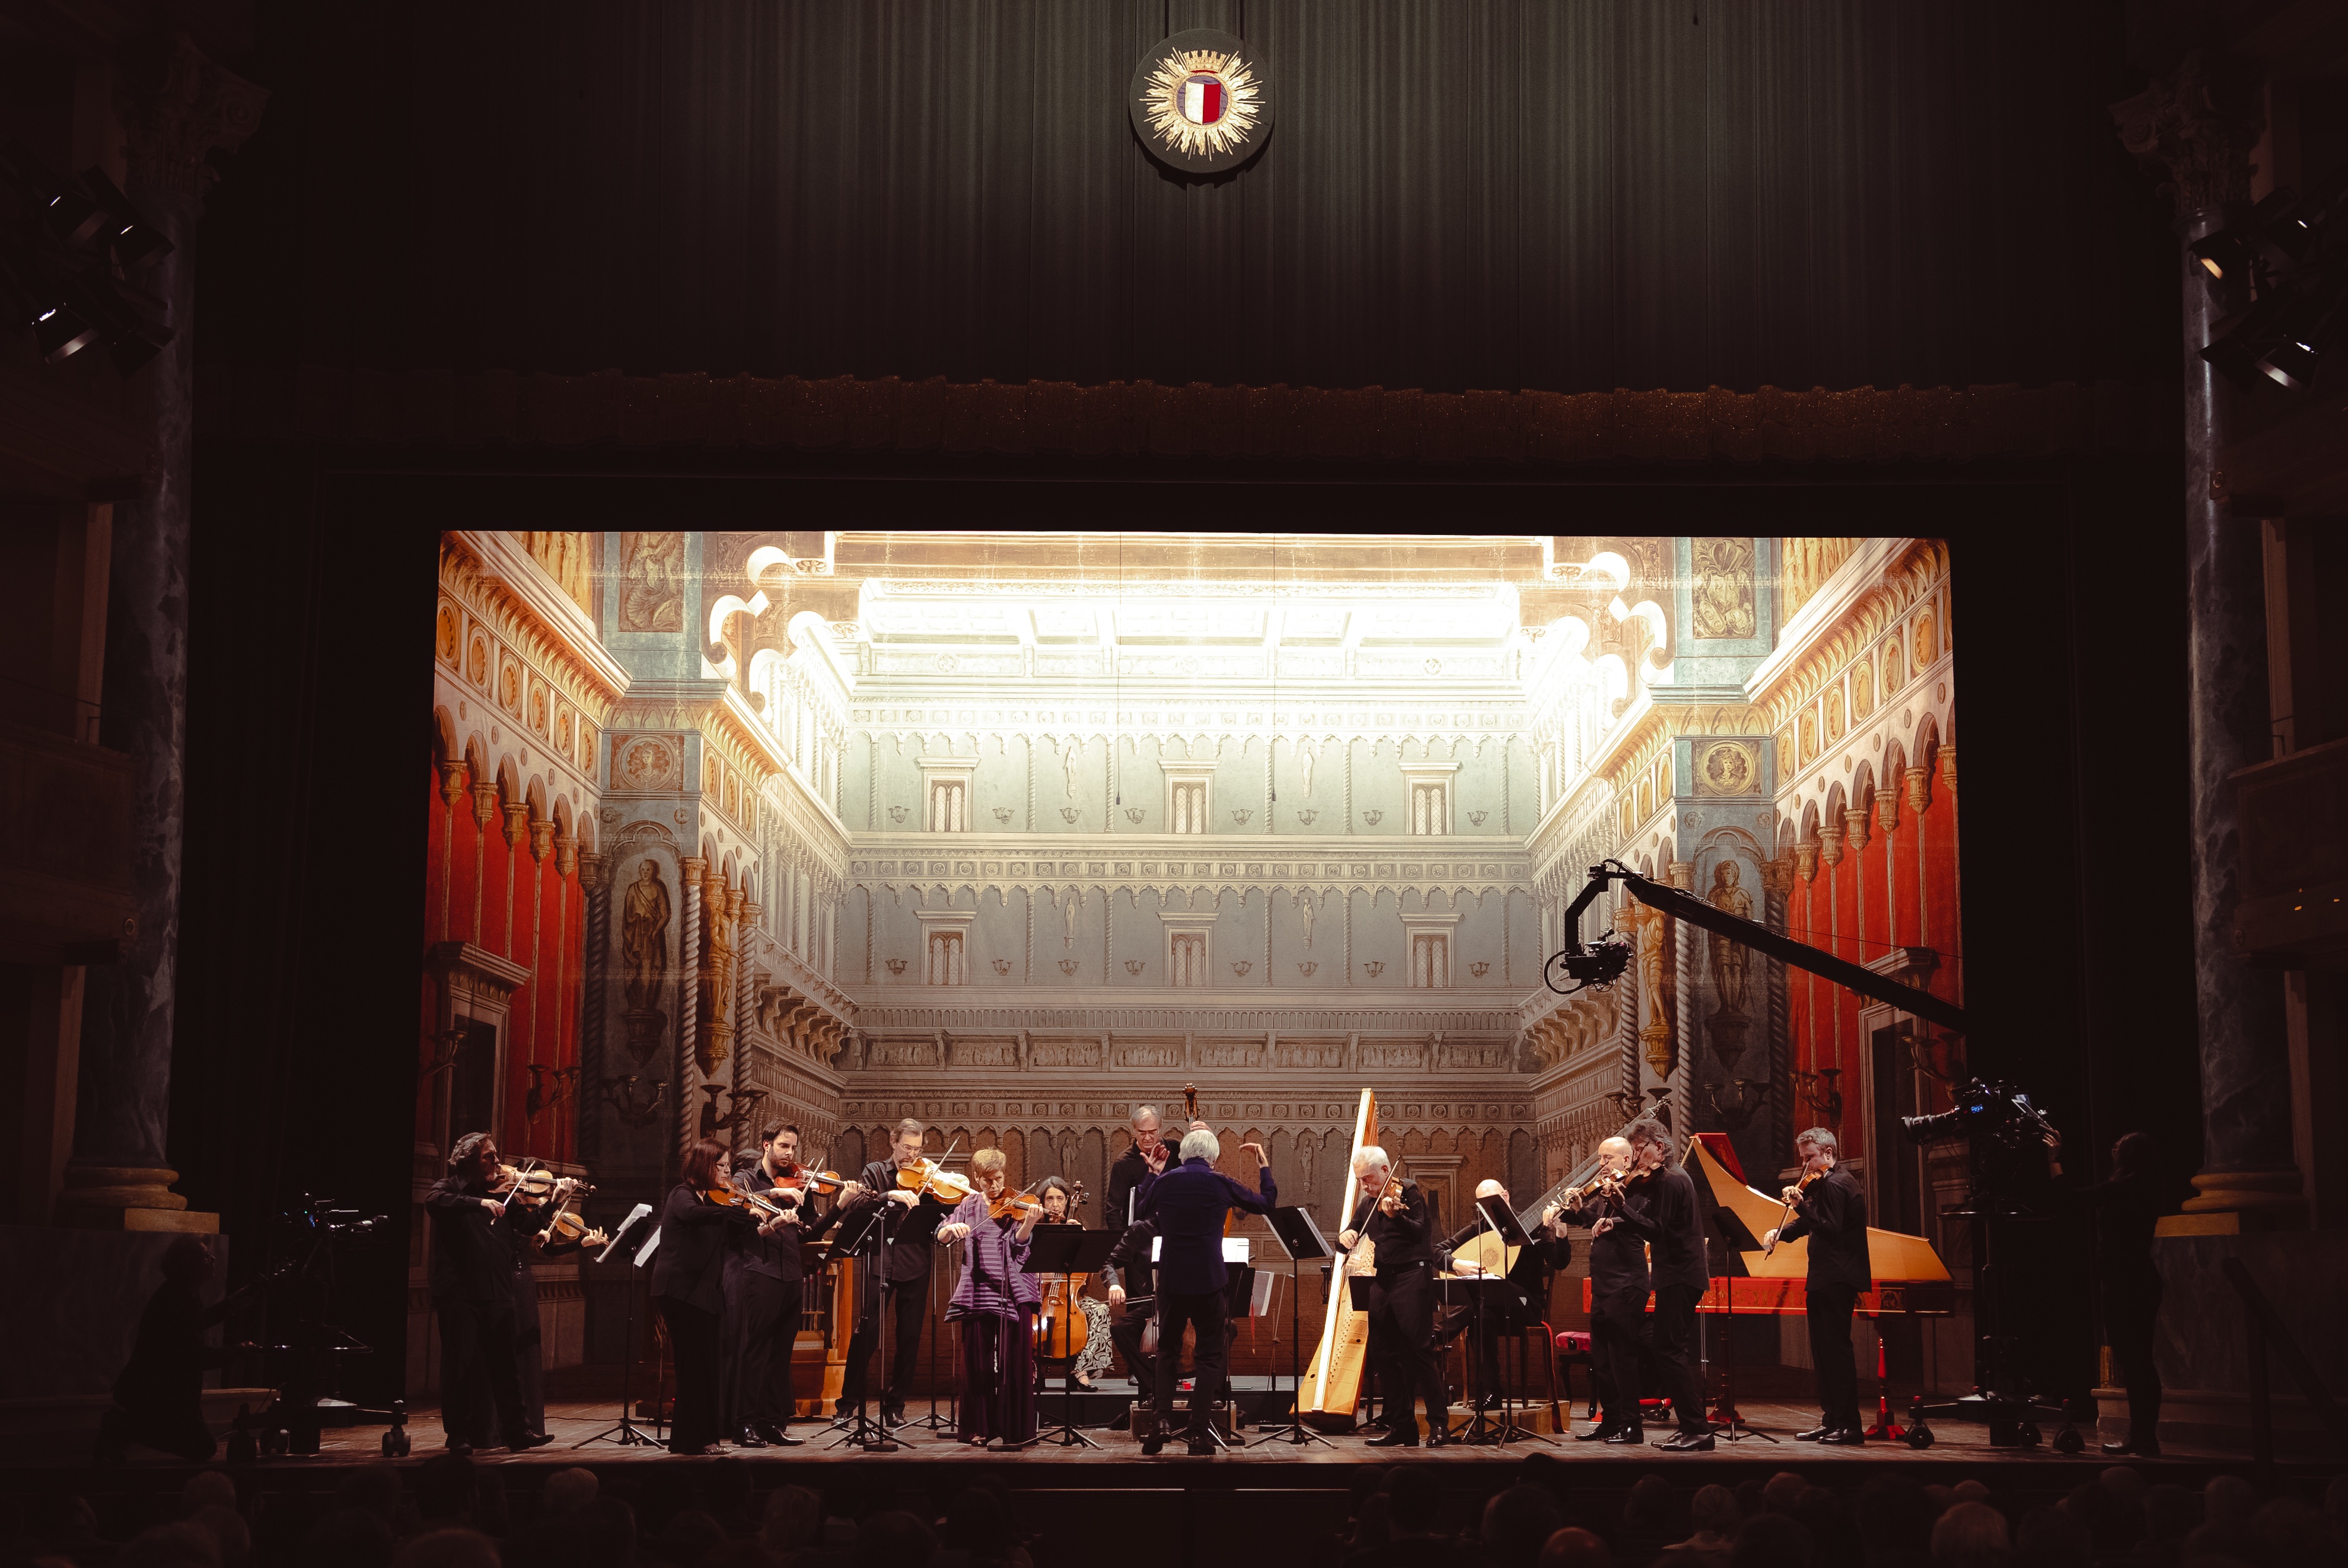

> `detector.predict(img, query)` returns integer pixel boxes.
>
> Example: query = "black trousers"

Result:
[1807,1283,1860,1432]
[1589,1283,1651,1430]
[1365,1264,1451,1437]
[841,1274,927,1411]
[436,1297,525,1448]
[738,1274,804,1430]
[1154,1289,1230,1440]
[657,1296,724,1451]
[1651,1283,1709,1434]
[2103,1277,2162,1439]
[509,1264,546,1437]
[1110,1311,1159,1399]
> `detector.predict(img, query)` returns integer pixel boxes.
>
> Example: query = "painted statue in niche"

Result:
[619,531,685,633]
[1706,862,1754,1015]
[1690,538,1757,640]
[1063,889,1078,946]
[1297,743,1314,796]
[1300,891,1315,947]
[523,531,595,617]
[622,860,673,1010]
[1063,739,1082,798]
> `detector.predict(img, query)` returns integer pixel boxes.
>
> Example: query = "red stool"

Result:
[1553,1330,1598,1423]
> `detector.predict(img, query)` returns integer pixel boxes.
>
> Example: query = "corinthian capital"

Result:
[118,34,270,203]
[2109,51,2262,218]
[1843,808,1871,855]
[1817,824,1846,869]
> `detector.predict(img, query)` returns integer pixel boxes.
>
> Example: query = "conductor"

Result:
[1132,1127,1276,1456]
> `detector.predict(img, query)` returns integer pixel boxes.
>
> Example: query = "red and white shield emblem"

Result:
[1181,74,1226,126]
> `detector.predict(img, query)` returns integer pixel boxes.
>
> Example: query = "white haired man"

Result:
[1561,1135,1646,1442]
[1103,1104,1170,1395]
[1761,1126,1868,1443]
[1132,1126,1275,1455]
[1337,1146,1451,1448]
[1613,1119,1715,1449]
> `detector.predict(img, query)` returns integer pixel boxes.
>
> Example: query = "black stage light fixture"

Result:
[2254,269,2348,391]
[2198,289,2297,388]
[33,300,100,362]
[2188,189,2294,282]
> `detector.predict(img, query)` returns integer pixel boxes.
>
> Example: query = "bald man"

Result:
[1440,1178,1570,1416]
[1562,1136,1649,1442]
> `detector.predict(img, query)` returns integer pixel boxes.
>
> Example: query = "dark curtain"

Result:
[205,0,2172,394]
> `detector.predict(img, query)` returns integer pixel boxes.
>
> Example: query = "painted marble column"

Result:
[1764,855,1795,1158]
[2114,60,2298,1221]
[1668,860,1695,1130]
[732,897,760,1153]
[60,39,265,1229]
[676,858,705,1158]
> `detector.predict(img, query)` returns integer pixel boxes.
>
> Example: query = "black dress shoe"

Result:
[1816,1427,1868,1445]
[445,1442,474,1458]
[1661,1430,1716,1452]
[1793,1425,1834,1441]
[1573,1424,1619,1442]
[1425,1430,1452,1448]
[733,1429,769,1449]
[1602,1427,1646,1444]
[511,1432,555,1451]
[1185,1437,1216,1457]
[770,1433,805,1448]
[2101,1436,2161,1457]
[1365,1427,1419,1448]
[1139,1432,1166,1455]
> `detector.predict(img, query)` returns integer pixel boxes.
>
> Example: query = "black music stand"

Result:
[900,1249,955,1436]
[1254,1206,1335,1446]
[1704,1216,1777,1443]
[573,1206,659,1449]
[1021,1227,1121,1449]
[1467,1195,1547,1444]
[826,1198,898,1451]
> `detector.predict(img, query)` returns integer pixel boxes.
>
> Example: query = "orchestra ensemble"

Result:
[424,1105,1885,1457]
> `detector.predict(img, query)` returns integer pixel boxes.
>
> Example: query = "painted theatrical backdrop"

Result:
[418,532,1963,1399]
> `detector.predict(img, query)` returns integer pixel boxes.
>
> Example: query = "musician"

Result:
[1103,1216,1162,1404]
[936,1149,1043,1446]
[1133,1128,1276,1456]
[502,1166,593,1444]
[1102,1105,1171,1387]
[423,1133,536,1456]
[731,1124,862,1448]
[1563,1136,1648,1443]
[1612,1120,1715,1451]
[1337,1146,1451,1449]
[838,1118,950,1424]
[1761,1126,1867,1445]
[652,1138,762,1455]
[1034,1177,1113,1389]
[1441,1178,1570,1412]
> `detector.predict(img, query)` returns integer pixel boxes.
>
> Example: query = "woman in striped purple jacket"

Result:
[936,1148,1044,1446]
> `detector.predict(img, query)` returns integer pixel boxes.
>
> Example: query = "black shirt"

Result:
[1780,1167,1869,1293]
[1105,1140,1166,1230]
[734,1161,848,1283]
[1105,1219,1159,1317]
[839,1158,950,1283]
[1346,1180,1436,1277]
[2075,1169,2166,1290]
[650,1183,758,1313]
[426,1174,518,1303]
[1613,1165,1711,1294]
[1563,1183,1652,1296]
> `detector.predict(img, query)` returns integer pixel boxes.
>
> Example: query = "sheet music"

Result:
[1149,1236,1251,1263]
[597,1202,654,1266]
[1249,1269,1276,1317]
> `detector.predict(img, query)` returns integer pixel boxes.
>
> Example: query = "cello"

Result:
[1033,1181,1092,1362]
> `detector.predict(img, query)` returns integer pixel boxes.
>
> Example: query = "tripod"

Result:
[899,1257,955,1434]
[829,1197,898,1451]
[576,1207,661,1449]
[1702,1228,1777,1443]
[1252,1234,1333,1446]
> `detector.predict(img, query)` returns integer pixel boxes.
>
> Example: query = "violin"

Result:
[768,1159,852,1204]
[1761,1165,1828,1257]
[986,1185,1046,1222]
[896,1157,978,1206]
[700,1183,794,1222]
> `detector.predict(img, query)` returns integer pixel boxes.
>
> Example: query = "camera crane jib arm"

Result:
[1547,860,1966,1037]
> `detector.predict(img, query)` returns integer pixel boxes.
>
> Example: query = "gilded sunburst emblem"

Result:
[1128,30,1274,174]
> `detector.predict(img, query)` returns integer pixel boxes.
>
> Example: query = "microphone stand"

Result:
[903,1249,955,1434]
[830,1189,897,1451]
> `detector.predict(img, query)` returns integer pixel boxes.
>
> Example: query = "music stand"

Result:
[1254,1207,1335,1446]
[1705,1215,1777,1443]
[1466,1195,1546,1444]
[1022,1228,1122,1449]
[573,1206,658,1449]
[825,1197,897,1451]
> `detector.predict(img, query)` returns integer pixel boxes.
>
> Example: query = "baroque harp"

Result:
[1294,1086,1378,1428]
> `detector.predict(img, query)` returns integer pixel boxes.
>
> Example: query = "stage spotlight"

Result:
[2254,271,2348,391]
[2188,189,2294,282]
[2197,290,2296,388]
[32,301,98,363]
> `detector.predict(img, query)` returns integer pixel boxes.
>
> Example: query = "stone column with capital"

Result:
[730,895,760,1153]
[2114,57,2299,1224]
[577,850,611,1163]
[60,37,266,1232]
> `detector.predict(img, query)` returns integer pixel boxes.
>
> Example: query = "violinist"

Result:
[1337,1146,1449,1449]
[422,1133,539,1455]
[729,1124,864,1448]
[651,1139,763,1455]
[498,1162,591,1444]
[1563,1135,1648,1443]
[1034,1177,1113,1389]
[1611,1120,1715,1451]
[1760,1126,1867,1444]
[838,1118,950,1425]
[936,1149,1044,1446]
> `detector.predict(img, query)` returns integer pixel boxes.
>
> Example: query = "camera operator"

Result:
[425,1133,549,1455]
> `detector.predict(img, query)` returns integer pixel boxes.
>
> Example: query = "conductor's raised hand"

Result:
[1238,1141,1267,1169]
[1143,1143,1170,1174]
